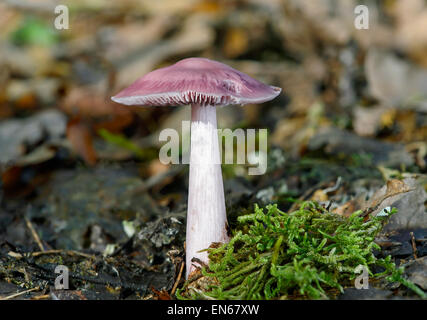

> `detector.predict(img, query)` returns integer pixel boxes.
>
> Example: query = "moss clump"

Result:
[178,202,425,300]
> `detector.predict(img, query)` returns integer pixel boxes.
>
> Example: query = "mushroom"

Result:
[111,57,281,278]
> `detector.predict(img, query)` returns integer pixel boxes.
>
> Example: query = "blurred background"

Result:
[0,0,427,299]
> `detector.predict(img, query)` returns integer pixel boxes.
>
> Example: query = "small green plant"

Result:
[98,129,145,158]
[98,128,157,160]
[178,202,425,300]
[11,17,58,47]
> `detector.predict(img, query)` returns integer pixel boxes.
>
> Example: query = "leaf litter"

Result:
[1,0,427,300]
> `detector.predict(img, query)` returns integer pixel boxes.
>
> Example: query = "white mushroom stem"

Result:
[186,104,229,279]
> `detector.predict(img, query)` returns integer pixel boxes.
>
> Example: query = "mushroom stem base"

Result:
[186,104,229,279]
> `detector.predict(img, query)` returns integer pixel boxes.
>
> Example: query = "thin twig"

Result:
[410,232,418,260]
[31,249,95,260]
[31,294,50,300]
[8,249,96,260]
[323,176,342,194]
[25,217,45,251]
[0,287,39,300]
[171,261,185,296]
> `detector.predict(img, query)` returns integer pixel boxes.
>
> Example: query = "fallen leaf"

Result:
[223,27,249,58]
[353,106,387,137]
[150,286,171,300]
[0,109,66,164]
[367,177,427,231]
[404,256,427,290]
[308,127,414,167]
[66,118,97,166]
[365,49,427,112]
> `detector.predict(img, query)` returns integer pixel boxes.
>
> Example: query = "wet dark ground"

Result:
[1,155,426,300]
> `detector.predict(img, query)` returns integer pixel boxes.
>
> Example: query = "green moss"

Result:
[178,202,426,300]
[11,17,59,47]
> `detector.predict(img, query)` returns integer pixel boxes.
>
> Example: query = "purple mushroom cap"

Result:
[111,57,281,106]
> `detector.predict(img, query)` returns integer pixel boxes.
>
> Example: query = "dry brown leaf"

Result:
[150,286,171,300]
[147,159,170,177]
[115,14,214,89]
[353,106,387,137]
[104,16,175,62]
[333,198,360,217]
[369,177,427,230]
[391,0,427,66]
[66,118,97,166]
[223,27,249,58]
[368,179,414,210]
[311,190,328,202]
[406,142,427,168]
[192,0,224,14]
[334,178,420,220]
[62,86,131,119]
